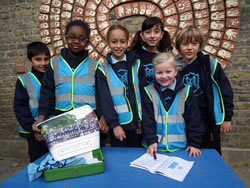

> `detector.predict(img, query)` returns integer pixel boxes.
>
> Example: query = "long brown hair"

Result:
[130,16,172,52]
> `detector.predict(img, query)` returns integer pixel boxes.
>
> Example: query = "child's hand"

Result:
[147,143,157,157]
[185,146,201,157]
[113,126,126,141]
[220,121,232,133]
[32,115,47,132]
[34,132,44,142]
[99,115,110,133]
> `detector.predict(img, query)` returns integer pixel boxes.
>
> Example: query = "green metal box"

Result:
[44,149,105,182]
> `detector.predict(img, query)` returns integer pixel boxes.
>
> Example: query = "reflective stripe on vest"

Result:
[145,84,190,152]
[17,72,41,134]
[132,59,142,121]
[210,58,225,125]
[100,60,142,124]
[52,56,97,111]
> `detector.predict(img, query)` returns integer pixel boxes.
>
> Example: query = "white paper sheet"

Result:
[130,153,194,182]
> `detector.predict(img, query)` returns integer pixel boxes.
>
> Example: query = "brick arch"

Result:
[39,0,240,67]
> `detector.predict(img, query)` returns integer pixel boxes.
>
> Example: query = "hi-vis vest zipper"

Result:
[52,56,98,111]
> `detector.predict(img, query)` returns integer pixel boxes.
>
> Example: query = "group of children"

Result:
[14,17,234,162]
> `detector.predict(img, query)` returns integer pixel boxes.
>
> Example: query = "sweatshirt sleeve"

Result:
[38,63,56,118]
[141,87,158,145]
[183,88,205,148]
[138,59,145,90]
[13,79,35,133]
[213,62,234,121]
[95,67,120,129]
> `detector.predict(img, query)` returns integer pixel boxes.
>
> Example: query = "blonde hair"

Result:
[175,25,204,52]
[152,52,177,69]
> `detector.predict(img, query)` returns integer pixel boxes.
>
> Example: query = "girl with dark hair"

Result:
[131,17,172,87]
[32,20,100,136]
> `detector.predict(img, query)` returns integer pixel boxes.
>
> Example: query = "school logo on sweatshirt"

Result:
[117,69,128,87]
[144,64,154,85]
[182,72,203,96]
[163,96,172,110]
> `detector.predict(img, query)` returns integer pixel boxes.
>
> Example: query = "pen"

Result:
[153,151,157,160]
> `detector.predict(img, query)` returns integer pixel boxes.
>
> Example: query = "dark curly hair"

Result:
[65,19,90,39]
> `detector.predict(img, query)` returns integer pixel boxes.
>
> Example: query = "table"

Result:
[0,147,246,188]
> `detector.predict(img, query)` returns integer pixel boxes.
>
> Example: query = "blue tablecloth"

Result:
[0,147,246,188]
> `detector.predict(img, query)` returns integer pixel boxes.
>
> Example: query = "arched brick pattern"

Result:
[39,0,240,67]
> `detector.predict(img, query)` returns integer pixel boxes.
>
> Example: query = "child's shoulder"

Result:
[196,52,212,67]
[126,50,138,58]
[17,71,31,79]
[126,50,140,64]
[176,56,187,71]
[88,57,98,64]
[16,71,33,88]
[199,52,220,70]
[50,55,61,63]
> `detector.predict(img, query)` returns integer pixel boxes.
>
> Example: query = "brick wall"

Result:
[0,0,41,139]
[221,0,250,148]
[0,0,249,151]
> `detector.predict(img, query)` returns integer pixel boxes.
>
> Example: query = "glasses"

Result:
[65,35,88,43]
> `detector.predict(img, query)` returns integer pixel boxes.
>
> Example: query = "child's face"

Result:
[30,53,50,72]
[179,40,200,64]
[65,25,88,55]
[108,29,128,61]
[154,61,177,87]
[140,24,163,52]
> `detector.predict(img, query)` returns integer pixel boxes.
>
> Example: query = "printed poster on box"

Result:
[37,105,100,161]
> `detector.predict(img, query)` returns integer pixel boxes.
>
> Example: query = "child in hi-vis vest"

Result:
[96,25,142,147]
[142,52,204,158]
[14,41,51,162]
[175,25,234,155]
[32,20,102,142]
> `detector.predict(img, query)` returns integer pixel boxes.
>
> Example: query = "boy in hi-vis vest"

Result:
[175,25,234,155]
[14,42,51,162]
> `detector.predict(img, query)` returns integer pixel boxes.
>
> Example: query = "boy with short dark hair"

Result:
[14,41,51,162]
[175,25,234,155]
